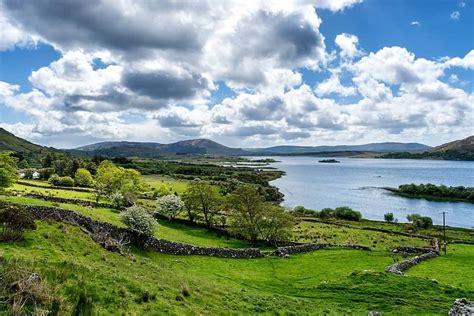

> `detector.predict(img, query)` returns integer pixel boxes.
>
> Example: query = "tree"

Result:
[0,204,36,241]
[0,153,18,193]
[156,194,185,220]
[384,212,395,223]
[258,204,294,245]
[227,185,264,243]
[227,185,294,244]
[120,205,156,236]
[74,168,94,187]
[95,160,124,194]
[95,160,144,196]
[183,180,221,227]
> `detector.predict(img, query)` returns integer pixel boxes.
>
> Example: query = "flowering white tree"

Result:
[156,194,185,220]
[120,205,156,236]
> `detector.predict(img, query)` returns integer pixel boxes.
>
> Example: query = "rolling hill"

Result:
[74,139,248,157]
[0,127,52,154]
[75,140,431,157]
[381,135,474,160]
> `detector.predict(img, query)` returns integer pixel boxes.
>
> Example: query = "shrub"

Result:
[156,194,185,220]
[109,191,137,210]
[334,207,362,221]
[74,168,94,187]
[384,212,395,223]
[407,213,433,229]
[0,259,57,315]
[319,208,334,219]
[292,206,319,217]
[48,175,74,187]
[120,205,157,236]
[0,204,37,241]
[109,192,125,210]
[38,168,55,180]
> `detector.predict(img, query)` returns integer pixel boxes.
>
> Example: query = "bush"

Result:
[156,194,185,220]
[407,213,433,229]
[292,206,319,217]
[0,204,37,241]
[109,191,137,210]
[319,208,334,219]
[38,168,55,180]
[120,205,157,236]
[109,192,125,210]
[334,207,362,221]
[384,212,395,223]
[48,175,74,187]
[74,168,94,187]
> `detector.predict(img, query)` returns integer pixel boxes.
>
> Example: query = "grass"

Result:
[0,195,251,248]
[142,175,191,194]
[293,220,431,250]
[407,244,474,289]
[311,218,474,242]
[1,221,472,315]
[10,183,104,202]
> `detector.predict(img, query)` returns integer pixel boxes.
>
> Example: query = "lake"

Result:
[262,156,474,228]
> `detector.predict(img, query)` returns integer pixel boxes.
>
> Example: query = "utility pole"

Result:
[440,212,447,255]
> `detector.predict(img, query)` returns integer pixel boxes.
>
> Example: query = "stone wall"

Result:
[391,246,437,255]
[271,243,371,257]
[448,298,474,315]
[384,251,438,275]
[17,181,95,193]
[7,203,383,259]
[23,204,263,259]
[17,192,113,209]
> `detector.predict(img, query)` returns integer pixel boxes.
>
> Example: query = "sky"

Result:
[0,0,473,149]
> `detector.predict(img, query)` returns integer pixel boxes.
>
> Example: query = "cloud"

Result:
[315,73,357,97]
[204,4,326,88]
[444,50,474,69]
[450,11,461,20]
[122,69,212,100]
[335,33,361,58]
[1,0,473,148]
[310,0,363,11]
[410,21,421,26]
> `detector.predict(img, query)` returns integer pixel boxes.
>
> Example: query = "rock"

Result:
[449,298,474,316]
[368,311,382,316]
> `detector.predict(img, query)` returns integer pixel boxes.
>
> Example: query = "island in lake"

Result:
[318,159,340,163]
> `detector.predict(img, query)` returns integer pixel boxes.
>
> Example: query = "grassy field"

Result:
[1,221,472,315]
[2,180,474,314]
[142,175,191,194]
[0,195,251,248]
[407,244,474,289]
[293,220,431,249]
[309,218,473,242]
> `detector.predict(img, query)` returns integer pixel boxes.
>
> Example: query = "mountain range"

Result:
[72,139,430,157]
[1,127,473,160]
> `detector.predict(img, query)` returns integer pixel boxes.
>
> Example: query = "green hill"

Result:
[381,135,474,161]
[0,127,46,153]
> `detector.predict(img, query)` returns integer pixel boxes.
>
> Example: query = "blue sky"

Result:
[0,0,472,148]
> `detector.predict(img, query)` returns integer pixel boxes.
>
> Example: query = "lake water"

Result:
[261,156,474,228]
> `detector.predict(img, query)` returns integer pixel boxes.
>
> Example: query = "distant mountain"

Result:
[74,139,248,157]
[381,135,474,161]
[249,142,431,155]
[0,127,50,153]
